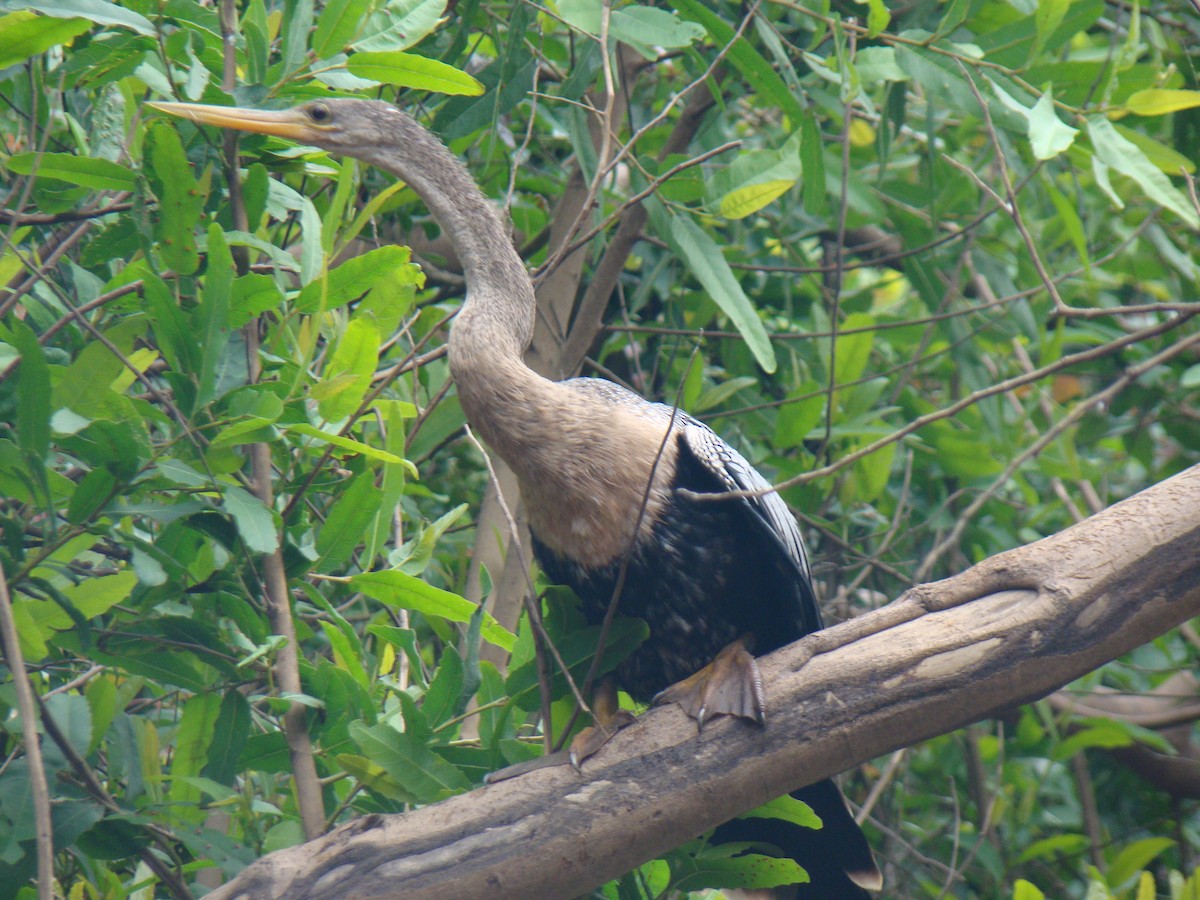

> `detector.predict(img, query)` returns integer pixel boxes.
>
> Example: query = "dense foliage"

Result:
[1,0,1198,896]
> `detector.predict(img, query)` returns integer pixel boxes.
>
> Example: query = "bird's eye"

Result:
[308,104,331,123]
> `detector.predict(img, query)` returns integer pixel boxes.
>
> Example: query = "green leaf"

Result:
[315,473,384,570]
[313,0,368,58]
[610,7,705,51]
[335,753,419,803]
[0,10,91,69]
[1013,879,1048,900]
[1051,721,1135,761]
[1032,0,1069,60]
[230,273,284,329]
[168,693,222,821]
[668,215,776,373]
[720,180,795,220]
[1086,117,1199,226]
[6,151,136,190]
[670,0,804,123]
[1027,89,1078,160]
[295,245,420,313]
[348,722,469,802]
[17,0,154,34]
[1107,838,1175,890]
[423,645,464,729]
[1114,125,1196,176]
[352,0,446,53]
[147,122,205,275]
[833,313,874,387]
[321,620,370,690]
[287,423,416,471]
[143,273,201,378]
[66,466,117,524]
[10,321,50,461]
[346,51,484,95]
[315,316,380,421]
[198,224,232,406]
[352,570,515,651]
[505,616,648,709]
[860,0,890,37]
[674,853,808,891]
[201,691,251,786]
[739,795,821,829]
[223,485,280,554]
[61,570,136,618]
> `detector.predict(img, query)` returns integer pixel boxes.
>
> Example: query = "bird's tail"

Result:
[711,778,881,897]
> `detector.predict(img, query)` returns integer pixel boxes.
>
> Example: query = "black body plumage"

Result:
[531,393,876,899]
[532,409,818,699]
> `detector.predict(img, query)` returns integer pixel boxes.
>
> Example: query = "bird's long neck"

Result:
[361,122,559,468]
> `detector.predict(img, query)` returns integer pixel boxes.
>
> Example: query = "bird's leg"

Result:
[567,677,635,770]
[652,635,765,728]
[484,677,633,783]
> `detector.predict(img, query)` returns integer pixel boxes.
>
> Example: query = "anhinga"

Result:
[151,97,881,896]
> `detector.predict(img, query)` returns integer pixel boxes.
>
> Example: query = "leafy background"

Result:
[1,0,1199,897]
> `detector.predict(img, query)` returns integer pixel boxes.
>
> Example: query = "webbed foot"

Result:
[652,636,765,728]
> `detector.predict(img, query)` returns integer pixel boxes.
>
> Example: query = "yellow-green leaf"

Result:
[346,51,483,96]
[719,179,796,220]
[1122,88,1200,117]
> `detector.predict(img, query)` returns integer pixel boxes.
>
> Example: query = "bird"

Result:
[149,96,881,896]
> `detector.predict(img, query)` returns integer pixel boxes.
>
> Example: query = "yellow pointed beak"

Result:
[147,101,326,141]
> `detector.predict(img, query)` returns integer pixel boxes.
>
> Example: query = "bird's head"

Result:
[147,97,416,156]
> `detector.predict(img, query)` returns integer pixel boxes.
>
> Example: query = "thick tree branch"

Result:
[208,464,1200,900]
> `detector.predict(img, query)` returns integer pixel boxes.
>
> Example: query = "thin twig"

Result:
[0,565,53,900]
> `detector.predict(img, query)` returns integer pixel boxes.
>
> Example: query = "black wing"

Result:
[678,416,823,635]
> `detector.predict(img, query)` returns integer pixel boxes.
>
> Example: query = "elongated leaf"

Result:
[422,646,463,729]
[348,722,469,802]
[674,853,808,891]
[739,795,821,829]
[6,151,136,191]
[223,485,279,554]
[313,0,368,57]
[287,423,415,470]
[720,180,794,220]
[610,7,704,51]
[147,122,204,275]
[201,691,251,786]
[1106,838,1175,890]
[1087,117,1199,226]
[168,693,222,821]
[315,473,384,570]
[352,0,446,53]
[11,321,50,461]
[315,316,380,421]
[346,51,483,95]
[198,225,232,406]
[669,215,776,372]
[0,10,91,68]
[505,617,648,709]
[352,570,514,650]
[19,0,154,34]
[1122,88,1200,117]
[670,0,803,122]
